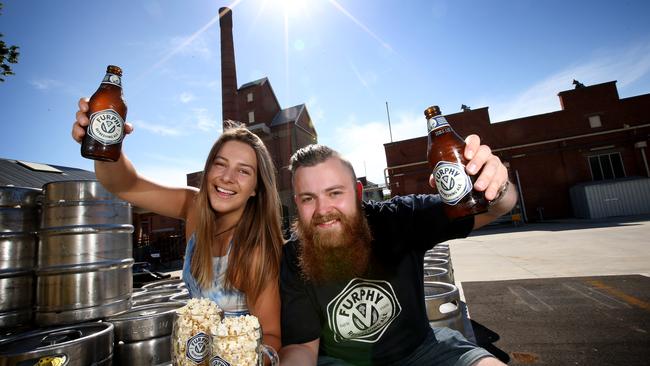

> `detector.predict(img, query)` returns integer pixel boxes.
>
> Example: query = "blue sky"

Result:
[1,0,650,186]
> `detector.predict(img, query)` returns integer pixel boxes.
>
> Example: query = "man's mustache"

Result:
[311,212,343,226]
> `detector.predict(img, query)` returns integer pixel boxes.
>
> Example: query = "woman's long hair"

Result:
[191,123,283,305]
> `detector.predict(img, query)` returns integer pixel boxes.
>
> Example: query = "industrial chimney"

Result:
[219,7,239,127]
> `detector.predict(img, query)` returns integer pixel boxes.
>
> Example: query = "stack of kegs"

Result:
[0,186,41,330]
[423,243,467,336]
[0,180,154,364]
[36,180,134,325]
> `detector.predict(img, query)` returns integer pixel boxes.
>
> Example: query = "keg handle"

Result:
[40,330,83,346]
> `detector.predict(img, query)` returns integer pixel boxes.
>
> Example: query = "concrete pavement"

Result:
[447,214,650,299]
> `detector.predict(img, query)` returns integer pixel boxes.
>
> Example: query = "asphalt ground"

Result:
[448,215,650,365]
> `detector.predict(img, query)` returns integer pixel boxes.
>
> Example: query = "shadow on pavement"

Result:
[470,320,510,364]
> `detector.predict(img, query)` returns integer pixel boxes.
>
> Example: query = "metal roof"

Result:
[271,104,305,127]
[0,158,96,190]
[239,77,268,90]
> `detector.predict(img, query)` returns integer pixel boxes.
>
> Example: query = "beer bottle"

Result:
[81,65,127,162]
[425,105,487,220]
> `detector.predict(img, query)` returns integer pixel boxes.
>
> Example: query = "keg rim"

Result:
[0,322,114,356]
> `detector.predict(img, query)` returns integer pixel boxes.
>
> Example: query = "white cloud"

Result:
[30,78,61,90]
[488,42,650,122]
[132,119,184,136]
[179,92,195,103]
[192,108,220,132]
[322,110,425,186]
[170,33,214,60]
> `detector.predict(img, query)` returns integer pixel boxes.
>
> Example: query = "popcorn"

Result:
[172,298,223,366]
[172,299,262,366]
[211,315,261,366]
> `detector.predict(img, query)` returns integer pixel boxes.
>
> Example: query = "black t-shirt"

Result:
[280,194,474,365]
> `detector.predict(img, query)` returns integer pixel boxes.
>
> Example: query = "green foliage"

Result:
[0,2,20,82]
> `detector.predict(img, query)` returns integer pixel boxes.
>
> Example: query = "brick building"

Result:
[384,81,650,221]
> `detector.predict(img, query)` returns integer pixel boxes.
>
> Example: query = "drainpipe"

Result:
[635,141,650,177]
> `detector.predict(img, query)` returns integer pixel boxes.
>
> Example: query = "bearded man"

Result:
[279,138,517,366]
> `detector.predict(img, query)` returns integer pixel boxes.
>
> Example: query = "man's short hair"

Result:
[289,144,357,186]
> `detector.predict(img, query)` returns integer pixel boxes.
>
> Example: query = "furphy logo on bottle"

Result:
[427,115,450,133]
[327,278,401,343]
[185,332,210,363]
[433,161,472,205]
[102,73,121,87]
[88,109,124,145]
[210,356,231,366]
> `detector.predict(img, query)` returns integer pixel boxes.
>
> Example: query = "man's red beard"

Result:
[294,205,373,284]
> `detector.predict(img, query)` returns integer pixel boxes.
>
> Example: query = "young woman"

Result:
[72,98,283,351]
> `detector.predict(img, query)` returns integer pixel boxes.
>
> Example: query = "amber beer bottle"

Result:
[81,65,127,162]
[425,105,488,220]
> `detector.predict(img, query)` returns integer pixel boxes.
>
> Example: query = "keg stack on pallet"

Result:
[0,181,187,365]
[424,243,474,340]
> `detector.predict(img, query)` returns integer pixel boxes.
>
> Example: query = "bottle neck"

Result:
[427,114,450,134]
[101,72,122,88]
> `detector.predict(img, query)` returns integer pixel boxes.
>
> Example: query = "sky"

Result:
[1,0,650,187]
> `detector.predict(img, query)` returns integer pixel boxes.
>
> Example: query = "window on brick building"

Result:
[588,115,602,128]
[248,111,255,123]
[589,152,625,180]
[247,92,253,102]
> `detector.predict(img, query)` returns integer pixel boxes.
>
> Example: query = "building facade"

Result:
[384,81,650,221]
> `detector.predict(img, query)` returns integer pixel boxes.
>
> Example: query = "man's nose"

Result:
[314,197,333,216]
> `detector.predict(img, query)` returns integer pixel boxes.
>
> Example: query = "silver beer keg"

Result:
[107,302,184,365]
[0,322,114,365]
[36,180,134,325]
[0,186,41,329]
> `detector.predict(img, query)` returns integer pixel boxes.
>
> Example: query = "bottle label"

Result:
[433,161,472,205]
[427,116,450,133]
[101,72,121,87]
[210,356,232,366]
[186,332,211,363]
[87,109,124,145]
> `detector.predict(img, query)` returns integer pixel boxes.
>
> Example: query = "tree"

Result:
[0,2,20,82]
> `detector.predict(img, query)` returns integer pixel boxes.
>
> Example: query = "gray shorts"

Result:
[317,327,494,366]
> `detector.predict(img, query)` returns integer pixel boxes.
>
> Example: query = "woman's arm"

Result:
[73,97,198,221]
[248,279,282,353]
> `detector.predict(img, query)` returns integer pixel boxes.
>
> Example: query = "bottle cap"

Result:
[106,65,123,76]
[424,105,441,119]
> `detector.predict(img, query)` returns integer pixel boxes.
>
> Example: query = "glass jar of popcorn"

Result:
[209,316,279,366]
[172,298,223,366]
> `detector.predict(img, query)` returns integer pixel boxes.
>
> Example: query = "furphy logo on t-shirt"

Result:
[327,278,401,343]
